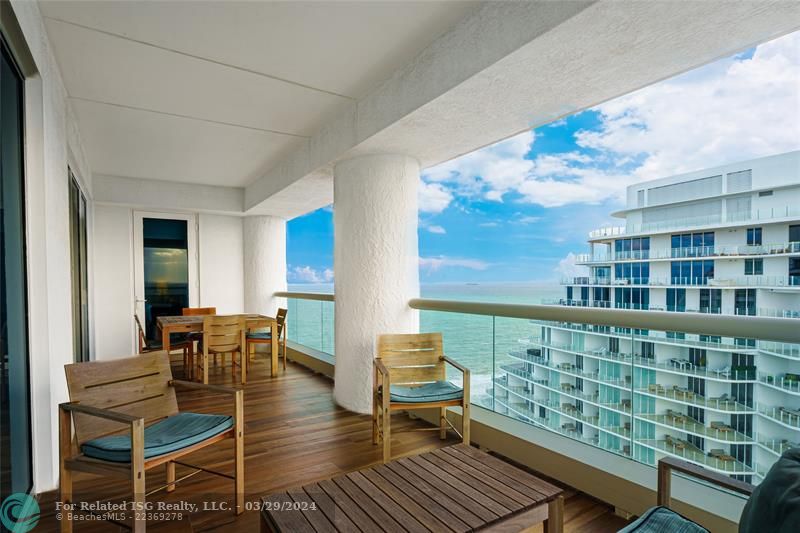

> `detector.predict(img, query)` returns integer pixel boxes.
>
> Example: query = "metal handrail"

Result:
[275,291,334,302]
[275,292,800,344]
[408,297,800,344]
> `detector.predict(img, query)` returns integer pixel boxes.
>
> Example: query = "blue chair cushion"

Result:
[246,332,273,341]
[81,412,234,463]
[618,506,708,533]
[389,381,464,403]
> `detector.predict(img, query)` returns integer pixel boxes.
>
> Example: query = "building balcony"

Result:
[589,206,800,241]
[635,386,753,414]
[576,241,800,264]
[637,439,755,475]
[561,275,800,288]
[636,413,753,443]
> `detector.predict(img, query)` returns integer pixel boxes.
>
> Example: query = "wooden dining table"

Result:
[156,314,280,380]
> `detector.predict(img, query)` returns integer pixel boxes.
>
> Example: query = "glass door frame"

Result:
[132,211,199,340]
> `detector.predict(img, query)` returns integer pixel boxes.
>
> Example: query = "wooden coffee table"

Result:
[261,444,564,532]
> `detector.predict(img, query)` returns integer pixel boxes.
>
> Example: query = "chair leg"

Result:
[440,407,447,440]
[59,408,73,533]
[132,419,146,533]
[462,400,471,445]
[282,336,287,370]
[166,461,176,493]
[241,348,247,385]
[203,353,209,385]
[372,370,379,445]
[382,405,391,463]
[234,390,245,515]
[231,351,236,379]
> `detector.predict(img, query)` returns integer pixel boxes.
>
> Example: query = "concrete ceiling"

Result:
[40,0,480,187]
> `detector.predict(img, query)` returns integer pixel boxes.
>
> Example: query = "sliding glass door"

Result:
[69,171,89,362]
[0,38,32,497]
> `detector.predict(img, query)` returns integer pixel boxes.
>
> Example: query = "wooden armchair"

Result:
[245,308,288,374]
[197,315,247,385]
[373,332,470,463]
[59,351,244,532]
[618,457,754,532]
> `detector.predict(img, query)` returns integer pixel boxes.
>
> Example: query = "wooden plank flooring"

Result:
[36,357,628,532]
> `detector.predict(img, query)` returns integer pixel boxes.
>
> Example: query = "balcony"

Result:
[576,241,800,264]
[562,275,800,288]
[4,3,800,531]
[589,206,800,241]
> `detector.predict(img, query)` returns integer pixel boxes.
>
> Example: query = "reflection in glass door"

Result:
[138,217,192,342]
[0,38,32,497]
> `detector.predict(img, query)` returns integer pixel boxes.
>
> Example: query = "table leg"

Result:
[161,325,171,353]
[544,495,564,533]
[271,321,278,378]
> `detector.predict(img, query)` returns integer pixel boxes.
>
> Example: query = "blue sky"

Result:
[288,32,799,284]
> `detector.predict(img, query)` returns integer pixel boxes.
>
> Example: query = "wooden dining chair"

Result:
[60,351,244,532]
[373,332,470,463]
[182,307,217,316]
[181,307,217,377]
[245,308,288,373]
[134,314,192,364]
[197,315,247,385]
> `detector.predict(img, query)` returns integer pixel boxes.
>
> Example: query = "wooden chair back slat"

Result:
[276,308,287,339]
[134,314,148,353]
[377,332,445,385]
[183,307,217,316]
[204,315,246,353]
[65,351,178,444]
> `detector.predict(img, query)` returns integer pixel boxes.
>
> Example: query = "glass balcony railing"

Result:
[562,275,800,287]
[282,292,335,356]
[589,206,800,239]
[281,292,799,487]
[576,242,800,264]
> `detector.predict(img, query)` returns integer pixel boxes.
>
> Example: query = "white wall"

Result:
[199,214,244,314]
[92,205,135,359]
[92,208,246,359]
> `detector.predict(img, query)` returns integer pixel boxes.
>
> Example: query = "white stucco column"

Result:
[243,216,287,315]
[333,154,420,413]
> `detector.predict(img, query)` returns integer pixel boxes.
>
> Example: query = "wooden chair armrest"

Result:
[59,402,142,424]
[442,356,470,376]
[657,457,754,508]
[170,379,239,395]
[374,359,390,377]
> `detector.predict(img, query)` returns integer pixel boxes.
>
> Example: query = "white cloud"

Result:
[576,31,800,182]
[289,265,334,283]
[423,131,536,201]
[418,181,453,213]
[419,256,489,272]
[418,31,800,209]
[554,253,589,280]
[427,225,446,234]
[515,215,541,225]
[479,222,500,228]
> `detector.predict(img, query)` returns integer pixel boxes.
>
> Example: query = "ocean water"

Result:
[285,282,563,400]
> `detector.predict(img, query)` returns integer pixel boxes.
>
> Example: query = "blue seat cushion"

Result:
[81,412,234,463]
[618,506,708,533]
[246,332,273,340]
[388,381,464,403]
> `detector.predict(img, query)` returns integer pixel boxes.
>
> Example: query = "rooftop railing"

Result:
[588,206,800,240]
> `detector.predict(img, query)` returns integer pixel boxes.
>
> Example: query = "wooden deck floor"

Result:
[38,357,628,532]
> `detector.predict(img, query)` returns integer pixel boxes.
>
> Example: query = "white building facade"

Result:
[495,151,800,484]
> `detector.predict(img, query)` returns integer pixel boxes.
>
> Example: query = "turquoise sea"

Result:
[285,282,563,401]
